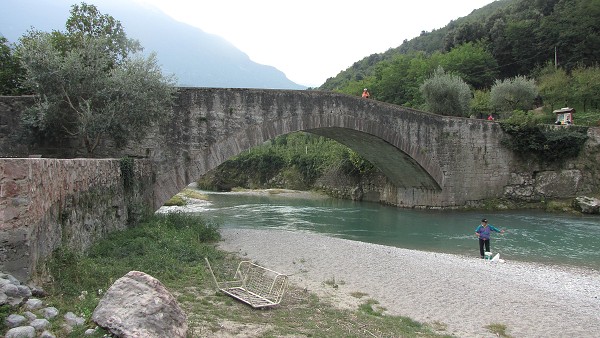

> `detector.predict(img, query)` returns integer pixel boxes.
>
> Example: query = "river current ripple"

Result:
[158,189,600,270]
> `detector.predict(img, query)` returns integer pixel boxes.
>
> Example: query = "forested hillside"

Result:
[320,0,600,111]
[199,0,600,198]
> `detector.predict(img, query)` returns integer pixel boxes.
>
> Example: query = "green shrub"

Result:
[490,76,538,112]
[197,132,369,190]
[0,304,11,333]
[572,109,600,126]
[500,114,588,162]
[420,66,472,117]
[119,156,135,190]
[43,213,220,300]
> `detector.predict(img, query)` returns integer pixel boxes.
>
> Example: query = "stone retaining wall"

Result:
[0,158,154,281]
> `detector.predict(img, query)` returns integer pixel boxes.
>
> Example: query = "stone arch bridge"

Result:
[6,87,596,280]
[135,87,513,209]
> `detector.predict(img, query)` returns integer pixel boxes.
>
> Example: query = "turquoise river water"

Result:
[165,190,600,270]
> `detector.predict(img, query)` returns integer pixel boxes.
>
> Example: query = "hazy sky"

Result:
[137,0,497,87]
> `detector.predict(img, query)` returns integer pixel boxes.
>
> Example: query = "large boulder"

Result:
[573,196,600,214]
[92,271,187,338]
[0,273,33,307]
[534,170,582,198]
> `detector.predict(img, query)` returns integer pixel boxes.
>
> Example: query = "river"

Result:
[158,189,600,270]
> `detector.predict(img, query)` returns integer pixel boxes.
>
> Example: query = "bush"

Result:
[490,76,538,112]
[44,213,221,300]
[420,66,472,116]
[500,116,588,163]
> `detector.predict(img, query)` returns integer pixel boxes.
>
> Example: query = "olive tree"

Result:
[420,66,472,116]
[17,2,176,156]
[490,76,538,112]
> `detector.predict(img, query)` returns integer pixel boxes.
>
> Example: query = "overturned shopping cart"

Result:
[204,258,289,308]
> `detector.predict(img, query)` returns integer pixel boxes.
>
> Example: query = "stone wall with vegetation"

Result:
[0,158,154,281]
[317,126,600,209]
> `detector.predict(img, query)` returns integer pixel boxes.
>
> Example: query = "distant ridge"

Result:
[0,0,306,90]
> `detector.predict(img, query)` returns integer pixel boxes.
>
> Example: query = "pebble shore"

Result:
[218,228,600,338]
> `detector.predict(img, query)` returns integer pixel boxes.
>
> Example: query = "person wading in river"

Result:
[475,218,504,258]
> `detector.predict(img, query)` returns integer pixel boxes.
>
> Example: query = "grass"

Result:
[485,323,513,338]
[358,299,385,316]
[164,194,186,206]
[7,213,456,338]
[164,188,209,206]
[180,188,209,200]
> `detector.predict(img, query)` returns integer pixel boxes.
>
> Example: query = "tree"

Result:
[490,76,538,112]
[434,42,499,89]
[371,52,433,107]
[541,0,600,72]
[443,21,487,51]
[503,19,546,77]
[420,66,472,117]
[0,37,27,95]
[17,2,176,156]
[537,63,571,111]
[571,65,600,112]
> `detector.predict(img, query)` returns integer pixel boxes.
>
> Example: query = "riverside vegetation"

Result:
[1,212,460,338]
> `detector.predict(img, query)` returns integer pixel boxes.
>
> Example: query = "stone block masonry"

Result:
[0,158,154,281]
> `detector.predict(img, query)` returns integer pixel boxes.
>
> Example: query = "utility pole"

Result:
[555,46,558,69]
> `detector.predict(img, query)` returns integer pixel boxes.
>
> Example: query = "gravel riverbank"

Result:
[218,228,600,338]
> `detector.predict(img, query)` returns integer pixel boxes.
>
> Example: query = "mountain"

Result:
[0,0,306,90]
[321,0,600,91]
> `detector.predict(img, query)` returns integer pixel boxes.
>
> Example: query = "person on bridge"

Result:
[475,218,504,259]
[362,88,370,99]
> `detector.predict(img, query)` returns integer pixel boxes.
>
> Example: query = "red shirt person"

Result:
[362,88,370,99]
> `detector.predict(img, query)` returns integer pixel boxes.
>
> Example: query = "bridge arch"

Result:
[149,88,502,209]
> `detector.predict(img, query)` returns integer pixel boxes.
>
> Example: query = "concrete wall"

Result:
[0,158,154,281]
